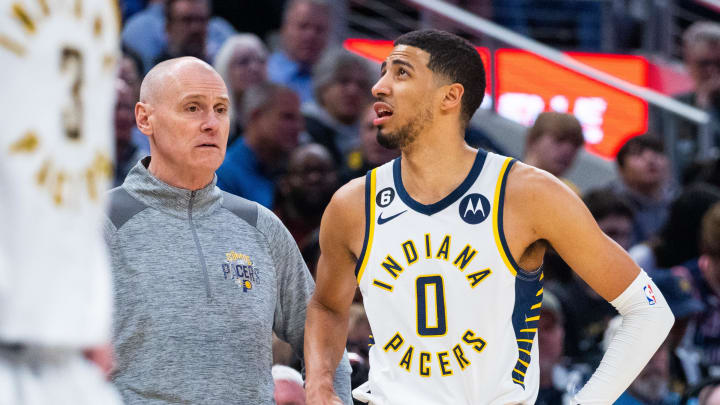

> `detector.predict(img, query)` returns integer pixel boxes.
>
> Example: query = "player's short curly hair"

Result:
[394,29,486,128]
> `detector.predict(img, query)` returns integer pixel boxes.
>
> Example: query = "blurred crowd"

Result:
[112,0,720,403]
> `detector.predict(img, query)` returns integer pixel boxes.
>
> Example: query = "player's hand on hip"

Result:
[306,389,343,405]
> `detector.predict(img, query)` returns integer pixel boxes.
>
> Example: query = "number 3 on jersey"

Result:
[416,275,447,336]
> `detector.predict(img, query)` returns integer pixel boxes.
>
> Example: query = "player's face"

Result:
[371,45,437,149]
[149,65,230,176]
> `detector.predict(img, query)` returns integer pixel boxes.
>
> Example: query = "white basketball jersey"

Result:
[355,150,543,405]
[0,0,118,346]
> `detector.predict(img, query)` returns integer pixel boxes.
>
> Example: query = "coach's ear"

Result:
[135,102,153,136]
[440,83,464,113]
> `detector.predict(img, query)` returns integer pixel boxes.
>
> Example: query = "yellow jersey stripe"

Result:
[517,338,534,343]
[492,157,517,277]
[518,348,531,355]
[518,359,529,367]
[513,368,526,376]
[356,169,377,283]
[536,287,544,296]
[530,302,542,310]
[525,316,540,322]
[512,378,524,384]
[520,328,537,333]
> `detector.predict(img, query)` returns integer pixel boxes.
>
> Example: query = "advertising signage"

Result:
[344,39,650,159]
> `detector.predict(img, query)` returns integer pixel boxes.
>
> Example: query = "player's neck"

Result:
[399,135,478,205]
[147,158,214,191]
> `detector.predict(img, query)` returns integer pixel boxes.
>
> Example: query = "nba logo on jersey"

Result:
[459,193,491,224]
[643,284,657,305]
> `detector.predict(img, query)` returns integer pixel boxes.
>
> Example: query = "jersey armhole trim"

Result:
[493,158,522,277]
[355,169,377,283]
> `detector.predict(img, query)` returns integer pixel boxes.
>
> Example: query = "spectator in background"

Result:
[118,48,151,154]
[612,135,673,245]
[267,0,331,103]
[214,33,269,143]
[303,49,374,174]
[122,0,235,73]
[672,202,720,380]
[275,144,339,249]
[676,22,720,164]
[272,365,306,405]
[629,183,720,272]
[523,112,584,192]
[344,104,400,181]
[114,79,145,187]
[536,291,571,405]
[217,83,303,208]
[584,188,635,251]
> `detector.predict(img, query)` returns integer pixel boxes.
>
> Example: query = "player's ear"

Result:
[135,102,153,135]
[440,83,464,113]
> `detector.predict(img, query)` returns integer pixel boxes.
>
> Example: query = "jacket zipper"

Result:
[188,191,212,301]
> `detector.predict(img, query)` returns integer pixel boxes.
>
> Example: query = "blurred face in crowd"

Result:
[321,66,373,125]
[282,144,338,217]
[166,0,209,59]
[119,55,141,103]
[229,45,267,96]
[597,213,634,251]
[253,89,303,158]
[359,105,399,166]
[372,45,437,149]
[527,133,582,177]
[619,147,669,195]
[537,309,564,372]
[685,40,720,89]
[115,79,136,146]
[274,380,305,405]
[136,58,230,187]
[629,345,670,403]
[282,1,330,66]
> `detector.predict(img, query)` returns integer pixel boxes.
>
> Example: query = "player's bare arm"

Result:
[504,161,674,403]
[503,162,638,300]
[305,176,365,404]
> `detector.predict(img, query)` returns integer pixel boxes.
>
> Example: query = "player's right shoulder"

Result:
[320,175,366,250]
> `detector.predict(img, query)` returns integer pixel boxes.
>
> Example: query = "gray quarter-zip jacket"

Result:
[104,158,351,404]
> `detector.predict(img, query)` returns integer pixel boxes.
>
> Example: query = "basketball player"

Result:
[304,30,675,404]
[0,0,121,403]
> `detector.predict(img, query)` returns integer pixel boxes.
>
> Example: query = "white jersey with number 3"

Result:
[355,150,543,405]
[0,0,118,346]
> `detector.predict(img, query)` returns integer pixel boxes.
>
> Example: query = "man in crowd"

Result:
[675,22,720,168]
[613,135,673,245]
[105,57,351,403]
[114,79,146,186]
[275,143,340,249]
[217,83,304,208]
[523,112,585,190]
[122,0,234,72]
[267,0,331,103]
[303,49,375,175]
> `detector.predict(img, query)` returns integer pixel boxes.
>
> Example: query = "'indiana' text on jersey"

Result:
[355,151,544,405]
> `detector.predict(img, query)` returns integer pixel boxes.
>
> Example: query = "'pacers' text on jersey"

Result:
[355,151,543,405]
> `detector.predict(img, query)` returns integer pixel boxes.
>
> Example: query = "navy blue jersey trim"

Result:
[497,159,525,274]
[392,149,487,216]
[354,170,373,278]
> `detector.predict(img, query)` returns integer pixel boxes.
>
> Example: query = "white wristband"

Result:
[571,270,674,404]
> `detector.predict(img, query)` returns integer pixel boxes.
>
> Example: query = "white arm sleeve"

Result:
[571,270,674,404]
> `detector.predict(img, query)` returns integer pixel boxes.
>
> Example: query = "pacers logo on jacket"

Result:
[222,251,259,292]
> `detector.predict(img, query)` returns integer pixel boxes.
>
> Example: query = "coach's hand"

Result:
[83,342,115,379]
